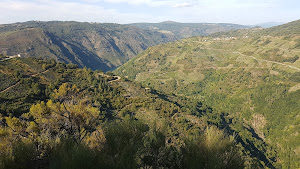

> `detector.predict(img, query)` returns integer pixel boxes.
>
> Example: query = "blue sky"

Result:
[0,0,299,25]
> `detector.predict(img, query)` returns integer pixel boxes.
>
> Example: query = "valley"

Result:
[0,21,177,71]
[0,21,249,72]
[0,57,248,169]
[115,20,300,169]
[0,19,300,169]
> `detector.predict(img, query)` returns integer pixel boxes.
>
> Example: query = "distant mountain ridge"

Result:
[0,21,177,71]
[129,21,249,38]
[0,21,251,71]
[211,19,300,38]
[253,21,285,28]
[260,19,300,35]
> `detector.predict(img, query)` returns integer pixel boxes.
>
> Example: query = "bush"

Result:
[49,138,98,169]
[182,126,244,169]
[0,141,38,169]
[289,72,300,82]
[66,63,79,69]
[283,55,299,63]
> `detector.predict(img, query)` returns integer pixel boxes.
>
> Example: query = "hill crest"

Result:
[0,21,177,71]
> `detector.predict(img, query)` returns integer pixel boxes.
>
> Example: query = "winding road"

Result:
[108,76,121,83]
[0,67,54,94]
[235,51,300,71]
[0,81,22,94]
[97,73,121,83]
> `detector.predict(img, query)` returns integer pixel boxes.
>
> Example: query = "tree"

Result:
[26,83,105,145]
[182,126,244,169]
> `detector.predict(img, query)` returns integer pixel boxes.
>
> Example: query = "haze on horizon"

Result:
[0,0,299,25]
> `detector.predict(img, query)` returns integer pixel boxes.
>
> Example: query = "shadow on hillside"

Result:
[45,32,113,71]
[220,114,276,169]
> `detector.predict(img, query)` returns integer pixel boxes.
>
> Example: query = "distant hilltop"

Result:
[129,21,249,38]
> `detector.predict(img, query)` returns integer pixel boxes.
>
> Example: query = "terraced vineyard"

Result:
[115,21,300,168]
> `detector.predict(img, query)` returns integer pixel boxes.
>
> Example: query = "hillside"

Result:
[115,20,300,169]
[0,56,262,169]
[261,19,300,36]
[0,21,177,71]
[211,19,300,38]
[252,22,285,28]
[129,21,248,39]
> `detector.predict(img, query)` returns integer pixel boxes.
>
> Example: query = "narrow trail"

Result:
[0,56,21,62]
[0,67,54,94]
[235,51,300,71]
[31,68,51,77]
[97,73,121,83]
[0,58,12,62]
[108,76,121,83]
[189,39,300,71]
[0,81,21,94]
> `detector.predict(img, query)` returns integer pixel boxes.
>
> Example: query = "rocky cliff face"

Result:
[0,21,177,71]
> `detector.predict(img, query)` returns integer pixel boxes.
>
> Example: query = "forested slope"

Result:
[129,21,248,38]
[0,21,177,71]
[0,57,260,169]
[115,20,300,169]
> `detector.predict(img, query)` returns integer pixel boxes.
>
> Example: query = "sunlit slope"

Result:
[115,23,300,168]
[0,56,252,168]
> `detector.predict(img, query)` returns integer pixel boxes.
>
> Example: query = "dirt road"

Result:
[235,51,300,71]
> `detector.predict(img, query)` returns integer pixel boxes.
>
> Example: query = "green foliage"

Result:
[0,141,38,169]
[66,63,79,69]
[115,25,300,168]
[182,126,244,169]
[49,138,98,169]
[289,72,300,82]
[282,55,299,63]
[260,19,300,36]
[0,21,176,71]
[130,22,248,38]
[0,57,249,169]
[99,119,148,169]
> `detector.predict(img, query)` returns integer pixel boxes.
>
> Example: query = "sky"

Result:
[0,0,299,25]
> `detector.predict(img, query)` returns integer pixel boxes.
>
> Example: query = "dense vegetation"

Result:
[1,19,300,169]
[0,21,177,71]
[0,57,257,169]
[211,19,300,38]
[115,20,300,169]
[129,21,248,38]
[0,21,249,72]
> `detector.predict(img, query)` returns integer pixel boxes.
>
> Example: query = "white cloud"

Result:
[171,2,193,8]
[202,0,278,9]
[0,0,168,24]
[0,0,297,25]
[98,0,152,5]
[82,0,170,6]
[83,0,194,7]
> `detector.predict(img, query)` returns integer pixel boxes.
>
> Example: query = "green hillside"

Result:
[129,21,248,38]
[1,19,300,169]
[0,21,177,71]
[0,57,260,169]
[115,20,300,169]
[212,19,300,38]
[261,19,300,36]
